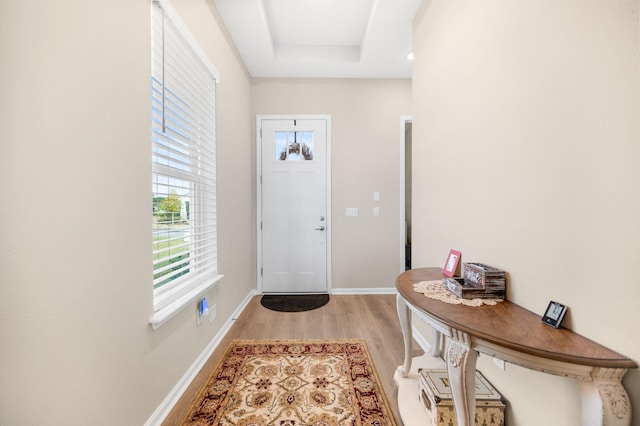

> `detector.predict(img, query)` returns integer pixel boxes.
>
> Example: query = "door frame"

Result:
[256,115,332,294]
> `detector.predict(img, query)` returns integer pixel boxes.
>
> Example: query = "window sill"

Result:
[149,274,224,330]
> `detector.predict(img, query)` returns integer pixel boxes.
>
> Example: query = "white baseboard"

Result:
[144,289,257,426]
[331,287,397,295]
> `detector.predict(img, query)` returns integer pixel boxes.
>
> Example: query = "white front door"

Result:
[259,117,330,294]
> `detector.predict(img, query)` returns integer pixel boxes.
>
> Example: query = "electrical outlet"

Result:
[210,304,217,323]
[493,357,506,371]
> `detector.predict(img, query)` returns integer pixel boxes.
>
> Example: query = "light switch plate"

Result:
[373,191,380,201]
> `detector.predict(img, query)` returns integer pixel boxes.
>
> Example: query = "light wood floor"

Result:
[162,293,425,425]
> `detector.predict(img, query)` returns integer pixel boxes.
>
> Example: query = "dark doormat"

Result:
[260,294,330,312]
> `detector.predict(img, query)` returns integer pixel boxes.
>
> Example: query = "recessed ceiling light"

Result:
[407,52,414,61]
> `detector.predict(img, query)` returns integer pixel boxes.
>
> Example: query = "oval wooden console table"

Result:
[394,267,637,426]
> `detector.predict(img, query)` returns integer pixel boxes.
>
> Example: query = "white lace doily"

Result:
[413,280,502,307]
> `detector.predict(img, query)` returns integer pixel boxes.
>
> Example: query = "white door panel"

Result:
[260,118,328,293]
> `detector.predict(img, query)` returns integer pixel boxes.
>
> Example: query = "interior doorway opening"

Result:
[401,116,412,271]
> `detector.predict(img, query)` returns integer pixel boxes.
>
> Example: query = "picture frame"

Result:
[443,249,461,277]
[541,301,567,328]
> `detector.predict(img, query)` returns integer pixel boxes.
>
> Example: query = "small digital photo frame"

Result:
[542,301,567,328]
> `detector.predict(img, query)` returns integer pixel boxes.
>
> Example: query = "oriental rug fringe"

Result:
[180,339,397,426]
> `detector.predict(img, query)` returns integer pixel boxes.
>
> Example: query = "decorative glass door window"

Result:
[275,131,314,161]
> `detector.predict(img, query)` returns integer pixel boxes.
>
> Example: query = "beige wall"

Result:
[252,79,412,290]
[412,0,640,424]
[0,0,254,424]
[7,0,636,423]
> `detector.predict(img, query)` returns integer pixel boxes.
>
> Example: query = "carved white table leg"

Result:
[579,368,631,426]
[446,330,478,426]
[396,294,412,377]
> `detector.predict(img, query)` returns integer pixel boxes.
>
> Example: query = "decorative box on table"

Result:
[463,263,506,289]
[443,263,506,300]
[418,369,506,426]
[442,277,504,300]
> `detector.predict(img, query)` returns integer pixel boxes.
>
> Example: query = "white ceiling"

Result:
[213,0,422,79]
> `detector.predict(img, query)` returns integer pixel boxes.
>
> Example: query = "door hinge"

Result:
[260,267,263,276]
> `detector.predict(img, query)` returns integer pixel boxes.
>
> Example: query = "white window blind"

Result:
[151,0,220,315]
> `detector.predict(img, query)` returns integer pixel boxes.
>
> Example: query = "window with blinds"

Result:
[151,0,220,314]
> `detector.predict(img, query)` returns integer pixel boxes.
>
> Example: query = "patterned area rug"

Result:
[181,339,397,426]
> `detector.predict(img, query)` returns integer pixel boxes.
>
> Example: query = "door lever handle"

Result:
[315,226,326,231]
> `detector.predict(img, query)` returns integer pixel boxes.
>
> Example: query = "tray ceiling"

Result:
[213,0,422,78]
